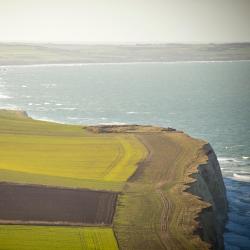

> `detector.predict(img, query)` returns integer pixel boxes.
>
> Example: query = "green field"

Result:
[0,110,146,191]
[0,226,118,250]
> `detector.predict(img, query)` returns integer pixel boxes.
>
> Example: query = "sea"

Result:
[0,61,250,250]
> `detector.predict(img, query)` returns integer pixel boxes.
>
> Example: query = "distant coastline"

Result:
[1,59,250,68]
[1,43,250,66]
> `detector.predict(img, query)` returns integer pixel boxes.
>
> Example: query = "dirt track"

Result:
[0,183,117,225]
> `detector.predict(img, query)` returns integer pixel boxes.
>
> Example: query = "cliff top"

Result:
[0,109,227,250]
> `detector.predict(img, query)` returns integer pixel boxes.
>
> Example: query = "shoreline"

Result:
[1,59,250,68]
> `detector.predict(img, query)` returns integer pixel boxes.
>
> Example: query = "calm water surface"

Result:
[0,61,250,249]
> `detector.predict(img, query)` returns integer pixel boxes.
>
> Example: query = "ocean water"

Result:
[0,61,250,249]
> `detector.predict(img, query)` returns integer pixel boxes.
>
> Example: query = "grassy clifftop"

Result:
[0,110,227,249]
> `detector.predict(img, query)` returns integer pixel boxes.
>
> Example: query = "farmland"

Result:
[0,226,118,250]
[0,110,146,191]
[0,110,225,249]
[0,183,117,226]
[0,110,146,249]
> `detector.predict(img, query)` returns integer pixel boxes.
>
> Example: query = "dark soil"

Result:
[0,183,117,225]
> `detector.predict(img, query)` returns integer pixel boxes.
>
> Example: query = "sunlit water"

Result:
[0,61,250,249]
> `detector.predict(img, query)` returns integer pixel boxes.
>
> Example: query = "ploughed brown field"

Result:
[0,183,117,226]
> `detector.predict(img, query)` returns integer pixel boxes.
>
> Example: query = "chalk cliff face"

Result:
[187,144,228,250]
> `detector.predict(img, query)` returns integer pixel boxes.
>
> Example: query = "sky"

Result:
[0,0,249,43]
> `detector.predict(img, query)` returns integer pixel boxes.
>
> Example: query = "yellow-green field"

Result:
[0,110,146,191]
[0,226,118,250]
[0,110,148,249]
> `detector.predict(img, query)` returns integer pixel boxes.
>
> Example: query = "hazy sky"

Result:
[0,0,249,43]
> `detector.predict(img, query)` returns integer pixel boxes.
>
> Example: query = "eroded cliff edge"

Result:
[187,144,228,249]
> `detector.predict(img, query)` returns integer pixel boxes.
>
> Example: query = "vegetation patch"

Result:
[0,225,118,250]
[114,132,209,250]
[0,169,124,192]
[0,110,146,191]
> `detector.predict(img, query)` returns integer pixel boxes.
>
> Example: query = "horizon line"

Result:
[1,41,250,45]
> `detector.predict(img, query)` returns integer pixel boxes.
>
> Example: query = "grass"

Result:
[0,110,128,249]
[114,133,209,249]
[0,169,124,191]
[0,110,146,191]
[0,226,118,250]
[114,183,164,249]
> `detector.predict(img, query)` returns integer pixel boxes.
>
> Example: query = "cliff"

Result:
[187,143,228,249]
